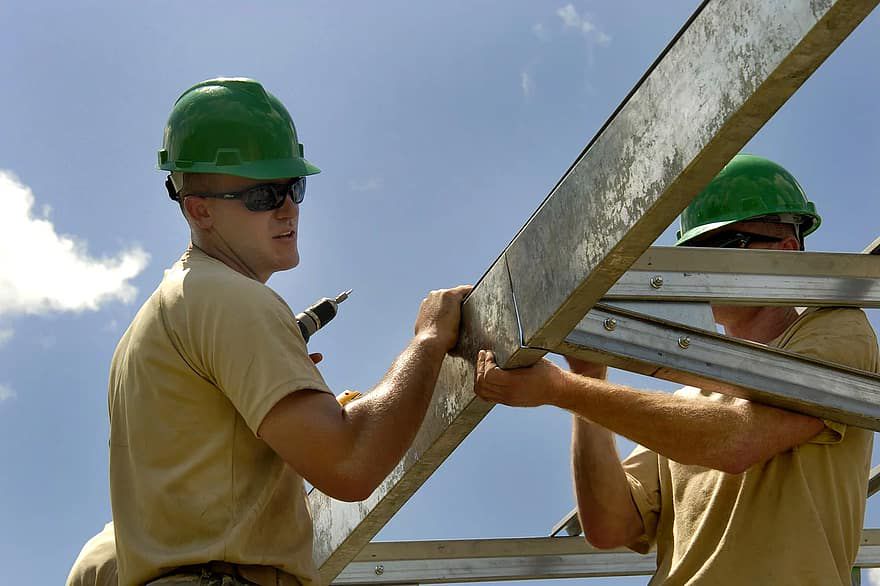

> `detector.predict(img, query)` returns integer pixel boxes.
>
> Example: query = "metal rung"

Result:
[553,304,880,431]
[606,248,880,307]
[333,531,880,584]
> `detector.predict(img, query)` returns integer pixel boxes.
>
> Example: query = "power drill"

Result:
[295,289,352,343]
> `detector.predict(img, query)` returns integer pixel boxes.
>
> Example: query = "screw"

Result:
[375,565,385,576]
[678,336,691,349]
[603,318,617,331]
[650,275,664,289]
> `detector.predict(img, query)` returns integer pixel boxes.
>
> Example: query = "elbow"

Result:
[705,439,762,475]
[313,475,378,502]
[308,460,384,502]
[325,483,376,503]
[580,518,641,550]
[583,531,630,550]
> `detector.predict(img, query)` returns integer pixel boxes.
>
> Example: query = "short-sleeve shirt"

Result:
[66,523,117,586]
[109,247,332,586]
[623,307,878,585]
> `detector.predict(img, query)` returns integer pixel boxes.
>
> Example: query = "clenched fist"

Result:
[414,285,472,353]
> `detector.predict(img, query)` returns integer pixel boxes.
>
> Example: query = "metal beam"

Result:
[333,531,880,584]
[607,247,880,307]
[554,304,880,430]
[310,259,544,582]
[312,0,880,579]
[504,0,880,357]
[869,464,880,498]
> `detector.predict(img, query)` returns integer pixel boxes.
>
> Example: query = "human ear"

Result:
[183,196,214,229]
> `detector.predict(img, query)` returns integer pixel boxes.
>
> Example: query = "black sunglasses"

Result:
[167,177,306,212]
[687,231,784,249]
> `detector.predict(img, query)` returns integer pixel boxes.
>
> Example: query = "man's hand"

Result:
[565,356,607,379]
[414,285,472,352]
[473,350,568,408]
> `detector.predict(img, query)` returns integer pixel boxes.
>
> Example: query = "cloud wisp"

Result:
[865,568,880,586]
[557,4,611,46]
[0,383,15,402]
[521,71,534,98]
[0,170,149,317]
[349,177,384,192]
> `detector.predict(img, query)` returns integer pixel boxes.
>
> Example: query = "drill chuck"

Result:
[296,289,352,342]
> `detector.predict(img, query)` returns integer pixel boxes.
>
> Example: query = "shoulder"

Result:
[776,307,878,372]
[163,249,292,316]
[66,523,116,586]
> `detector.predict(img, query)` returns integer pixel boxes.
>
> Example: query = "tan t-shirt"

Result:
[66,523,117,586]
[623,307,878,585]
[109,247,331,586]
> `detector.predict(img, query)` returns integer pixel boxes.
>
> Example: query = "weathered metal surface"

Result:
[311,0,880,579]
[556,304,880,430]
[505,0,879,353]
[630,247,880,278]
[311,255,535,582]
[869,464,880,498]
[332,531,880,583]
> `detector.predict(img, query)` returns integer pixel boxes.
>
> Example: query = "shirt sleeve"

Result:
[776,308,879,445]
[184,278,333,435]
[621,443,662,553]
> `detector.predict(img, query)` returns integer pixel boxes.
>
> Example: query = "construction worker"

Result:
[66,523,117,586]
[474,154,877,585]
[107,77,470,586]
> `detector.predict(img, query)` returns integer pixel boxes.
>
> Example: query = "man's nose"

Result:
[275,192,299,218]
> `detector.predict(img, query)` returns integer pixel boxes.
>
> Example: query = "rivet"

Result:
[603,318,617,331]
[678,336,691,349]
[375,564,385,576]
[650,275,664,289]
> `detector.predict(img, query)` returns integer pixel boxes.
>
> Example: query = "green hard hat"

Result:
[157,77,320,180]
[676,154,821,246]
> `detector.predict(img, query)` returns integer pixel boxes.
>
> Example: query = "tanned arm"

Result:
[259,286,470,501]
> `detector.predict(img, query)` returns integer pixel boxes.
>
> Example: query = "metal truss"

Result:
[332,531,880,584]
[311,0,880,582]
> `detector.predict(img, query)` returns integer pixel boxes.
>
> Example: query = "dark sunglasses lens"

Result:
[290,177,306,204]
[241,179,306,211]
[243,185,285,211]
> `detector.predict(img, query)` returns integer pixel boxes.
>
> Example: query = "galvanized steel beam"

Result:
[311,0,879,580]
[869,464,880,498]
[504,0,879,360]
[555,304,880,430]
[333,531,880,584]
[607,247,880,307]
[310,258,543,582]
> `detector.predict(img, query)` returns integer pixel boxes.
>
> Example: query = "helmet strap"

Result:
[165,176,180,201]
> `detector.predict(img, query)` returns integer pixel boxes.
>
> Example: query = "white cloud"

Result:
[0,383,15,402]
[521,71,534,97]
[0,328,12,347]
[532,23,550,42]
[865,568,880,586]
[557,4,611,46]
[0,170,149,316]
[348,177,384,192]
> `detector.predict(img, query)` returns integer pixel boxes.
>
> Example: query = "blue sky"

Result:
[2,2,880,584]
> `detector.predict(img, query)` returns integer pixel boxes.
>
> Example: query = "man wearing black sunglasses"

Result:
[473,154,879,585]
[98,78,471,586]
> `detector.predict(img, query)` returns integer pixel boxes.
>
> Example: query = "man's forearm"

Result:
[572,416,644,548]
[342,334,448,490]
[556,373,821,473]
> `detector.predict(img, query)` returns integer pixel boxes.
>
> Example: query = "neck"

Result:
[190,234,268,283]
[721,306,799,344]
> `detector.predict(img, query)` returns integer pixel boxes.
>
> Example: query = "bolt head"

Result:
[678,336,691,349]
[603,317,617,331]
[650,275,664,289]
[375,565,385,575]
